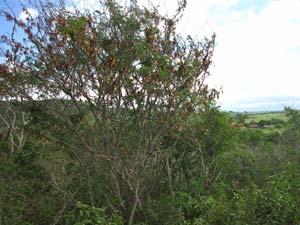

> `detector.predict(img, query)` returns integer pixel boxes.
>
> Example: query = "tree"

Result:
[234,112,248,125]
[281,107,300,148]
[0,0,218,224]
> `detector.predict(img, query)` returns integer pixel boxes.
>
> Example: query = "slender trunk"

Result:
[128,191,138,225]
[166,157,174,195]
[111,171,125,209]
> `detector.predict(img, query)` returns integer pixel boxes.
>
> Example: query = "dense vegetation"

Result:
[0,1,299,224]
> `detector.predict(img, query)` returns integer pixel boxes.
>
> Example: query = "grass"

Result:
[242,111,288,134]
[246,112,287,123]
[258,127,285,134]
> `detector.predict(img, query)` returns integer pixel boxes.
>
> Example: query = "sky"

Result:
[1,0,300,111]
[150,0,300,111]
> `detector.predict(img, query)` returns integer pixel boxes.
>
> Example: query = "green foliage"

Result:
[226,173,299,225]
[144,192,224,225]
[59,16,88,38]
[74,202,124,225]
[233,112,248,124]
[217,148,255,188]
[1,102,299,225]
[237,128,265,148]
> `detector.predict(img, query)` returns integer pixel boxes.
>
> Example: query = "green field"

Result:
[245,111,287,123]
[242,111,287,134]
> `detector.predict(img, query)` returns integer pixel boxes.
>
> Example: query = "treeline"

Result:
[246,118,285,128]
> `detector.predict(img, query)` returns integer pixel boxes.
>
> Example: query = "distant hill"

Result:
[221,96,300,112]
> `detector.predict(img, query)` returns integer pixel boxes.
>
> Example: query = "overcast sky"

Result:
[1,0,300,111]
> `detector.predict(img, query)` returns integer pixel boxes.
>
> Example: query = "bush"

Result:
[74,202,124,225]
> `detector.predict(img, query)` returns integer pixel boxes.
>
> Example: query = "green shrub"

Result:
[74,202,124,225]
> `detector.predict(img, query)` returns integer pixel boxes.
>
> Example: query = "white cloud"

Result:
[209,0,300,109]
[18,8,38,21]
[66,0,101,12]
